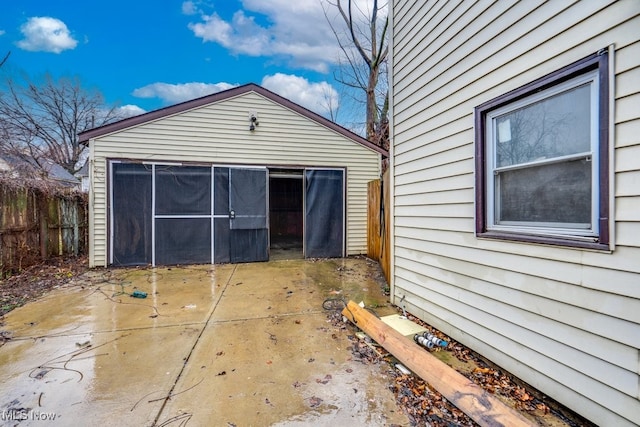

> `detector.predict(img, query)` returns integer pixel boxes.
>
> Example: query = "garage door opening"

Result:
[269,169,303,260]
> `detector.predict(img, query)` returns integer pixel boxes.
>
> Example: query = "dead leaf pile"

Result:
[0,256,88,317]
[391,372,476,426]
[330,308,590,427]
[348,336,383,364]
[467,365,545,413]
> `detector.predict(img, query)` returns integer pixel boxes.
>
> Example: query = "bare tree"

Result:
[319,81,342,123]
[0,74,123,175]
[497,108,574,168]
[324,0,389,148]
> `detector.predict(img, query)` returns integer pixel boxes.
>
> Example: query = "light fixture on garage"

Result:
[249,112,259,131]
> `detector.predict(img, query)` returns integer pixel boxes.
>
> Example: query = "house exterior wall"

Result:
[88,91,381,267]
[389,1,640,426]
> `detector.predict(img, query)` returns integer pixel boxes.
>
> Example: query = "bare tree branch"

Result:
[0,74,124,175]
[0,51,10,68]
[324,0,389,147]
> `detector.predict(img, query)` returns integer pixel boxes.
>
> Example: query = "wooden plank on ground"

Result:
[341,300,534,427]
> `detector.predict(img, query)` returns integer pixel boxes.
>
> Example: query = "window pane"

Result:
[214,167,229,215]
[229,168,267,229]
[214,218,230,263]
[305,169,344,258]
[112,163,152,266]
[496,84,591,167]
[497,159,591,226]
[156,166,212,215]
[155,218,211,265]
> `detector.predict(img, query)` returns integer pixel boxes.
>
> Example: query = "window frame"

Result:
[474,51,610,250]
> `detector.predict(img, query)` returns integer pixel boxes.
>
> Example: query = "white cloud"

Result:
[130,77,337,116]
[17,17,78,53]
[188,12,236,47]
[0,30,5,36]
[132,82,236,104]
[117,104,146,117]
[181,1,198,15]
[261,73,338,116]
[187,0,343,72]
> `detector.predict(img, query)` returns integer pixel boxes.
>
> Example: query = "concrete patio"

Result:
[0,258,409,426]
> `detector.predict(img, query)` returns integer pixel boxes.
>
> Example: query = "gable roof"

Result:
[78,83,387,156]
[0,153,79,187]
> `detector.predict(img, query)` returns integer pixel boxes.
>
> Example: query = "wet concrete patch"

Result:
[0,326,198,425]
[0,258,407,426]
[158,312,406,426]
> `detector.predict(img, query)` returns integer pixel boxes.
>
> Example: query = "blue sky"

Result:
[0,1,370,126]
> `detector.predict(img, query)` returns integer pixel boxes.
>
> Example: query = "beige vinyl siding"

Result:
[89,91,380,267]
[390,1,640,426]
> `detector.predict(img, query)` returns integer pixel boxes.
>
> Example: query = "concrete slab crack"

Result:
[151,264,237,426]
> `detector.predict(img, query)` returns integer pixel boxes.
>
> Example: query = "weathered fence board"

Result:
[0,184,87,276]
[367,169,390,283]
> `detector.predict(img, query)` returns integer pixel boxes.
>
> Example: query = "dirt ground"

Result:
[0,256,90,317]
[0,256,594,427]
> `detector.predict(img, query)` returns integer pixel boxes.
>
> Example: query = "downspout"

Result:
[88,140,96,267]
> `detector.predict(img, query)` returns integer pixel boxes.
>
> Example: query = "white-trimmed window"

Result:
[475,51,610,249]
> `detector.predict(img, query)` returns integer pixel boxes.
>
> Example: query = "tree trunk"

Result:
[366,67,379,141]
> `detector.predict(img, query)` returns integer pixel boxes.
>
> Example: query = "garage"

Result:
[80,84,384,267]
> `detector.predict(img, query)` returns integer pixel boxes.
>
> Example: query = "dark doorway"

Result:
[269,170,303,260]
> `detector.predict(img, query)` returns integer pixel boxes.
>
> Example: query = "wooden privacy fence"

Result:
[0,184,88,276]
[367,169,390,283]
